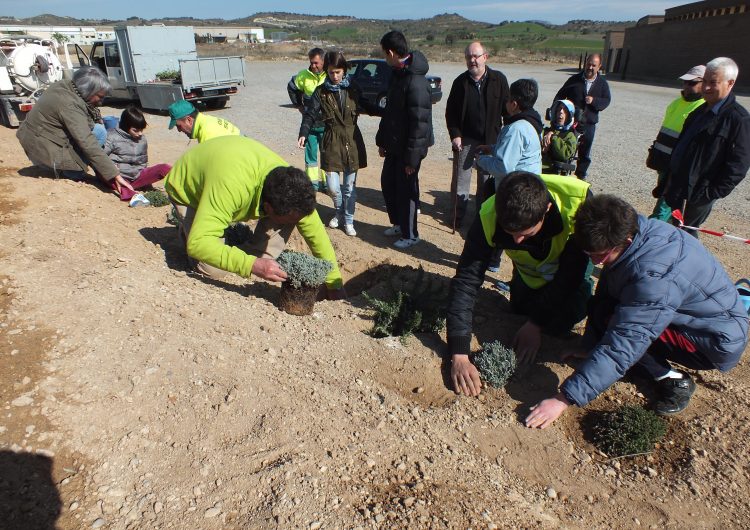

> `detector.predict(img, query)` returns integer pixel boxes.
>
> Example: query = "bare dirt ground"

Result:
[1,61,749,530]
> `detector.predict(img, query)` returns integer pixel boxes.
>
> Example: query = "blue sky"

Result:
[1,1,679,25]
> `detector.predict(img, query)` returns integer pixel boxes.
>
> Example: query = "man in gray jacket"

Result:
[525,195,748,429]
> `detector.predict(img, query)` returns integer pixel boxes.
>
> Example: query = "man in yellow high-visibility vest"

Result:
[648,65,705,221]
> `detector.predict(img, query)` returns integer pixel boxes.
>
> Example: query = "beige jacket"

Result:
[16,80,118,180]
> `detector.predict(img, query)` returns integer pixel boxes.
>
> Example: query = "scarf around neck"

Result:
[324,76,350,92]
[72,80,103,123]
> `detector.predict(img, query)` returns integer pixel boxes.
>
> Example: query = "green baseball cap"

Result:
[168,100,196,129]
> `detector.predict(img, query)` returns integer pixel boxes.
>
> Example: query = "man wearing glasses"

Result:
[648,65,705,221]
[445,41,510,229]
[525,195,748,429]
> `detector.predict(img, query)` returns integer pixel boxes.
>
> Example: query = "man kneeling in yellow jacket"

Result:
[164,135,345,298]
[168,100,241,143]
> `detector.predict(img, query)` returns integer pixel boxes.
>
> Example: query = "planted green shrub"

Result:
[276,250,333,289]
[142,190,170,207]
[593,405,667,457]
[362,266,446,343]
[475,341,517,387]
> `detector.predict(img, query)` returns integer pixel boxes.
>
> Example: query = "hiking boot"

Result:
[654,372,696,416]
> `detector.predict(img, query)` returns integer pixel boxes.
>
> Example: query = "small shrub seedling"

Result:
[475,341,517,387]
[362,266,447,343]
[276,250,333,289]
[142,190,170,207]
[593,405,667,457]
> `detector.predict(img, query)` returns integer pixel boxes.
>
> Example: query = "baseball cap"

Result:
[679,65,706,81]
[168,100,196,129]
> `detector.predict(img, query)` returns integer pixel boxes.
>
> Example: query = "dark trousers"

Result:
[575,123,596,179]
[381,156,420,239]
[638,328,715,378]
[672,198,717,238]
[587,294,715,378]
[508,269,592,335]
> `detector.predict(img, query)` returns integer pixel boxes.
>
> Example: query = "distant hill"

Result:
[0,12,631,59]
[0,11,633,34]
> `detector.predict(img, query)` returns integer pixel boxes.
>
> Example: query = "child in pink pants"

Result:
[104,106,171,205]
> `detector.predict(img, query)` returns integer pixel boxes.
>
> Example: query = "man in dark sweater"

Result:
[376,30,434,250]
[554,53,611,179]
[447,172,592,397]
[445,41,510,227]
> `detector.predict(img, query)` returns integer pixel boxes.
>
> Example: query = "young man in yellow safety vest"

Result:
[446,171,592,397]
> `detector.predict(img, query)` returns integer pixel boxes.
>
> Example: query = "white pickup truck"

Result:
[89,25,245,111]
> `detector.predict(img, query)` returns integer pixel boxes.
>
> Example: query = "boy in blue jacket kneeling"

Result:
[526,195,749,429]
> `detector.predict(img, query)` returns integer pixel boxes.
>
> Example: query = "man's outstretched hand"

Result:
[525,392,570,429]
[451,354,482,397]
[251,258,288,283]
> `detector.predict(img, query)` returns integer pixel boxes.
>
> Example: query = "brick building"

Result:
[604,1,749,90]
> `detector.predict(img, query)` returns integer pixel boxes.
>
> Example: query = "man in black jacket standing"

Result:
[663,57,750,235]
[445,41,510,228]
[554,53,611,179]
[376,30,434,249]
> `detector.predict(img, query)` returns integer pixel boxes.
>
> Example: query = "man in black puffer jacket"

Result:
[376,30,434,250]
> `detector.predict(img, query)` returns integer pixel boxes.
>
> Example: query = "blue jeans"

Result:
[327,170,357,225]
[60,123,107,180]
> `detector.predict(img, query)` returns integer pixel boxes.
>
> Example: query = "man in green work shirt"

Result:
[164,135,344,298]
[288,47,327,190]
[168,100,241,143]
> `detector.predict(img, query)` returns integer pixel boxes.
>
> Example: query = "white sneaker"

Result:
[344,224,357,236]
[328,217,340,229]
[394,237,420,249]
[129,193,150,207]
[383,225,401,236]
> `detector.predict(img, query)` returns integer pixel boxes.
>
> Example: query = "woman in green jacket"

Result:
[298,51,367,237]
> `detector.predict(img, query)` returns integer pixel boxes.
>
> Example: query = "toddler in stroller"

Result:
[542,99,579,175]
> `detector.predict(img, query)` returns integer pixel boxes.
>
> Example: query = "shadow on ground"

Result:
[0,451,60,530]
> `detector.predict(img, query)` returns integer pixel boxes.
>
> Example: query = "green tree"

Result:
[51,32,69,46]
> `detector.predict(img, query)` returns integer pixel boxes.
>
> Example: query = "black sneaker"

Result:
[654,373,696,416]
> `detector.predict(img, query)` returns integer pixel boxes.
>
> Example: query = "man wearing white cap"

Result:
[648,65,705,221]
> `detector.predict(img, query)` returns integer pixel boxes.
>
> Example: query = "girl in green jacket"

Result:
[298,51,367,237]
